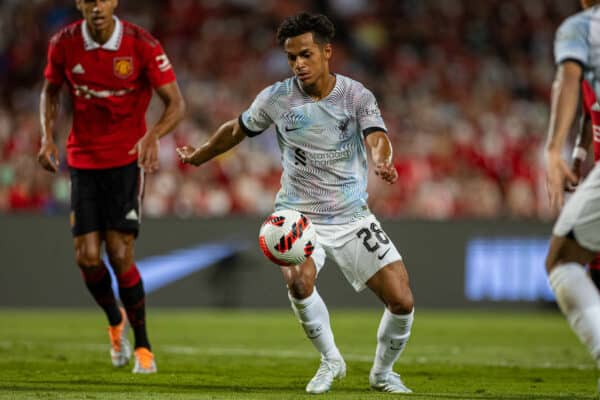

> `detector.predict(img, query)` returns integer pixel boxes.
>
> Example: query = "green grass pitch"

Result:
[0,309,596,399]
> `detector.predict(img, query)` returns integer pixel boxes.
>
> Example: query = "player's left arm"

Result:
[366,131,398,184]
[129,81,185,173]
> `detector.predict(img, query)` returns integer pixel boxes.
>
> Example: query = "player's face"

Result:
[76,0,118,32]
[284,32,332,87]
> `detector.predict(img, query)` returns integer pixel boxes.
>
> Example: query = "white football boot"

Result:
[369,371,412,393]
[305,356,346,394]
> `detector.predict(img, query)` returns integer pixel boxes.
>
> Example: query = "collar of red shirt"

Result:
[81,15,123,52]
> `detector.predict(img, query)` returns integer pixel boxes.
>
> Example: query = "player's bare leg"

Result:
[282,258,345,394]
[74,231,130,367]
[546,235,600,393]
[366,259,414,393]
[106,230,155,373]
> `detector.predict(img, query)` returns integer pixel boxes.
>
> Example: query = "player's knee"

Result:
[75,248,102,269]
[107,252,132,273]
[106,236,134,271]
[387,290,414,315]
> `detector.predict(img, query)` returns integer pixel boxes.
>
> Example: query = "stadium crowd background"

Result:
[0,0,580,219]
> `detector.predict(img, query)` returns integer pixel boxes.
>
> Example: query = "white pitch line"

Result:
[162,345,375,362]
[160,345,594,370]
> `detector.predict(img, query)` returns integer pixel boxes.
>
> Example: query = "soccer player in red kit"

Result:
[37,0,185,373]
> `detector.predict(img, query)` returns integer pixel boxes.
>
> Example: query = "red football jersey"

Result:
[581,80,600,162]
[44,17,176,169]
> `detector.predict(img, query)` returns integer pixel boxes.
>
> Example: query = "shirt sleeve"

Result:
[43,34,65,85]
[554,13,590,67]
[239,86,275,137]
[356,85,387,137]
[144,41,176,88]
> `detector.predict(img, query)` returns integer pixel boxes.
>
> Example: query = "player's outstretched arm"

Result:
[546,61,582,210]
[176,118,246,167]
[366,130,398,184]
[37,80,62,173]
[129,81,185,173]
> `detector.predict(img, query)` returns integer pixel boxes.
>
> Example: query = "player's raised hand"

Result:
[176,145,198,165]
[37,140,59,173]
[130,133,160,173]
[375,162,398,184]
[546,152,578,211]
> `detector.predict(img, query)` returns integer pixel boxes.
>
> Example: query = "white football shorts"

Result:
[554,163,600,252]
[310,214,402,292]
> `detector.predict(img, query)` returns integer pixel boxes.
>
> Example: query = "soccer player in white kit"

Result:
[177,12,414,394]
[546,3,600,395]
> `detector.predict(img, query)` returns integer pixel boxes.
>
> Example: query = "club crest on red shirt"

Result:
[113,57,133,79]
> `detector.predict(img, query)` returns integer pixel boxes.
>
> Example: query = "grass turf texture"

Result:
[0,309,596,399]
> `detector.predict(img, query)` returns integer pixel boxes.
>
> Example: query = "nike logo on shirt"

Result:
[377,248,391,260]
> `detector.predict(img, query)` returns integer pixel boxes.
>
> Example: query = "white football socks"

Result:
[289,289,342,361]
[371,308,414,374]
[549,263,600,366]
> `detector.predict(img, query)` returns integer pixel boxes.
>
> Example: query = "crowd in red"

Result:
[0,0,579,219]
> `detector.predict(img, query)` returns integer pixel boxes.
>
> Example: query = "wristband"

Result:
[572,146,588,161]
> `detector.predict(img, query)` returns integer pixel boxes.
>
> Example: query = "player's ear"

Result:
[323,43,332,61]
[75,0,81,11]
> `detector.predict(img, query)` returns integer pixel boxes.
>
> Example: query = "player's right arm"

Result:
[38,80,62,173]
[176,119,246,166]
[177,85,274,167]
[38,32,65,173]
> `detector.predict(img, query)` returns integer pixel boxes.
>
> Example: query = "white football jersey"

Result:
[239,74,387,224]
[554,6,600,98]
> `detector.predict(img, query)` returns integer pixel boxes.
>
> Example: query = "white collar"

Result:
[82,16,123,51]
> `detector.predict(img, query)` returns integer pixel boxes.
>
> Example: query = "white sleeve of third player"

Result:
[355,85,387,137]
[239,85,275,137]
[554,13,590,67]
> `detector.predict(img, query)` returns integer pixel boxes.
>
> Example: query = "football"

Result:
[258,209,316,266]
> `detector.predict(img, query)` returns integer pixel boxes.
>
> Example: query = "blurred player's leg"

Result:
[80,261,122,326]
[549,261,600,365]
[548,164,600,396]
[366,261,414,393]
[106,231,156,373]
[547,235,600,367]
[283,256,345,394]
[75,232,130,366]
[120,266,155,373]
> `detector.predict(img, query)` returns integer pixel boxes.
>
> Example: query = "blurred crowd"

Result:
[0,0,581,219]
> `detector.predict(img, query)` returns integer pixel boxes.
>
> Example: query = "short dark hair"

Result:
[276,12,335,46]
